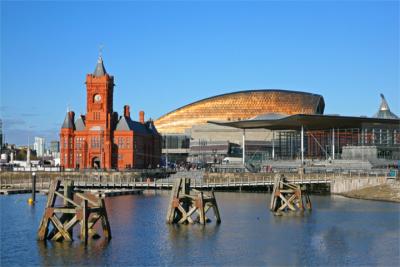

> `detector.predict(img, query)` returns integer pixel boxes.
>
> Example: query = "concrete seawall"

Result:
[330,176,387,194]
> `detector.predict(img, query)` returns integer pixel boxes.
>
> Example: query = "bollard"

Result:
[31,172,37,203]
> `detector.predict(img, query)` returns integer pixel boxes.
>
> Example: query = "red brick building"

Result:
[60,56,161,170]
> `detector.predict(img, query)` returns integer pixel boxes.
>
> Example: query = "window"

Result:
[162,135,190,149]
[75,153,82,167]
[91,137,101,148]
[126,138,130,149]
[76,137,82,149]
[93,112,100,120]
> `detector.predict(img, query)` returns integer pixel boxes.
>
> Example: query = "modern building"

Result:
[60,56,161,170]
[209,94,400,163]
[34,137,45,157]
[155,89,325,164]
[155,90,324,134]
[156,90,399,164]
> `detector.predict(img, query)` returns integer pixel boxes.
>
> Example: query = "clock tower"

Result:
[84,56,115,169]
[85,56,114,130]
[60,54,161,170]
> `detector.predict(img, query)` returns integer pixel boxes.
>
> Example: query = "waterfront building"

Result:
[155,90,324,134]
[155,90,324,164]
[60,56,161,170]
[210,95,400,164]
[155,91,399,164]
[34,137,45,157]
[155,90,326,164]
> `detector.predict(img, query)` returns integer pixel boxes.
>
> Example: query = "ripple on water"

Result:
[1,192,399,266]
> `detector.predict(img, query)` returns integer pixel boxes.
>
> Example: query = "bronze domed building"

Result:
[154,89,325,134]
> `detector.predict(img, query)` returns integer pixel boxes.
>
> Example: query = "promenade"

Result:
[0,169,392,195]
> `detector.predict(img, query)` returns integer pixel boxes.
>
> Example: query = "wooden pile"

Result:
[37,179,111,242]
[166,178,221,224]
[270,174,312,215]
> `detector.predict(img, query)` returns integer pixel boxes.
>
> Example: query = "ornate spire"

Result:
[93,56,107,77]
[373,93,398,119]
[93,44,107,76]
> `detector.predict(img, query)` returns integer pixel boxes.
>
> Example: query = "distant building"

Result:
[50,141,60,153]
[34,137,45,157]
[60,55,161,170]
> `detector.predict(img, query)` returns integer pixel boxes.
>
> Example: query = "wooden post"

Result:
[63,180,74,206]
[198,192,205,225]
[81,199,88,243]
[166,178,182,223]
[100,198,112,240]
[270,174,311,215]
[31,172,37,202]
[167,178,221,225]
[37,178,111,243]
[211,190,221,224]
[38,179,60,240]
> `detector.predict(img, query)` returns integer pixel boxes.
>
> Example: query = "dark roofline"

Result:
[156,89,324,121]
[208,113,400,131]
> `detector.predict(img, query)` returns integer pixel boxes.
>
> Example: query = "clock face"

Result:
[94,94,102,102]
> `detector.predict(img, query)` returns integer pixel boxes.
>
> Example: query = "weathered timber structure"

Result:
[37,179,111,242]
[166,178,221,224]
[270,174,312,215]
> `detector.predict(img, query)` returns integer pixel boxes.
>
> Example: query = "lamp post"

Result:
[242,129,246,165]
[100,130,104,170]
[165,135,168,170]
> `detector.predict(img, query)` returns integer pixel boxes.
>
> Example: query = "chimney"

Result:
[139,111,145,124]
[124,105,130,118]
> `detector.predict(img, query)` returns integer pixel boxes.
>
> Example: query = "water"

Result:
[1,191,399,266]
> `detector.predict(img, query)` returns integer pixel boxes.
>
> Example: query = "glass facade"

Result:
[162,135,190,149]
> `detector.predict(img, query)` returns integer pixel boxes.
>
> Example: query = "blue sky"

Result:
[1,0,399,145]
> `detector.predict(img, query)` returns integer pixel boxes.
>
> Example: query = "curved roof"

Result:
[154,89,325,134]
[209,114,400,131]
[159,89,324,119]
[250,112,289,121]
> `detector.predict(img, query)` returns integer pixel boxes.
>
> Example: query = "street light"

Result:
[165,135,168,170]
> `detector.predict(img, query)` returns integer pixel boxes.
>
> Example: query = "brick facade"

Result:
[60,56,161,170]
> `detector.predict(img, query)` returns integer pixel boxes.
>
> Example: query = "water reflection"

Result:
[37,239,110,266]
[167,223,221,241]
[1,192,399,266]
